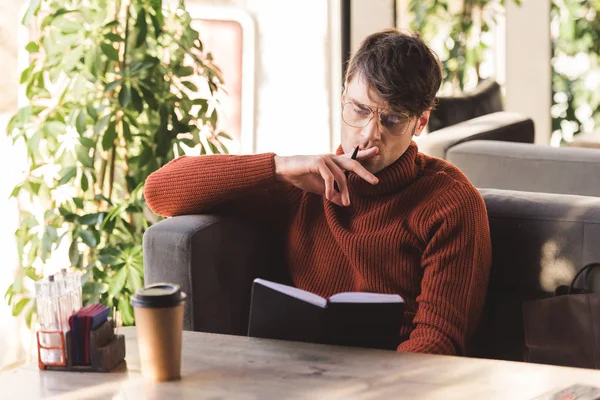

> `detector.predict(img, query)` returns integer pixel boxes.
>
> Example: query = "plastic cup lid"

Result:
[131,283,187,308]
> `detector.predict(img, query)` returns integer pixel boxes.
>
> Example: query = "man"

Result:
[144,29,492,356]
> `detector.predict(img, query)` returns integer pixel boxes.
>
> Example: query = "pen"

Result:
[334,145,360,193]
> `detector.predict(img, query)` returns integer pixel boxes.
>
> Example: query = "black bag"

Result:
[523,262,600,369]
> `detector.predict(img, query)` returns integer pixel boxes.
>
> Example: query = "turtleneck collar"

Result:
[335,142,420,197]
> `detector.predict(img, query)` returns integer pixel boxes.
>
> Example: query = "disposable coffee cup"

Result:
[131,283,187,381]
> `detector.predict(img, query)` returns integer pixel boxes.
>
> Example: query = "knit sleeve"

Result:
[397,183,492,355]
[144,153,287,217]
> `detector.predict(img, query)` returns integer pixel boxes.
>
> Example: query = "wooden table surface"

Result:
[1,327,600,399]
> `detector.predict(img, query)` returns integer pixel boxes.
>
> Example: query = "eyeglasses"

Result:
[341,101,415,136]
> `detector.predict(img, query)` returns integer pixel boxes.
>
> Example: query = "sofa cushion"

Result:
[449,141,600,197]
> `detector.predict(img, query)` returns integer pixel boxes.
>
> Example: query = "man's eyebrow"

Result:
[348,97,375,109]
[348,97,403,114]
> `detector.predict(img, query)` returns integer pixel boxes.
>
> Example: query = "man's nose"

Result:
[361,114,382,142]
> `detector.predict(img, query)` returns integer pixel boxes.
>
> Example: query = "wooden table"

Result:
[1,327,600,399]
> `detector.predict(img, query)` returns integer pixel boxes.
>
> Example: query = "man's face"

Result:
[341,76,429,174]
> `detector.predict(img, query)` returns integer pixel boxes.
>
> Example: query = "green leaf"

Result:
[102,121,117,150]
[4,284,14,303]
[139,147,153,166]
[27,180,41,196]
[52,8,74,19]
[95,194,113,205]
[118,84,132,107]
[80,137,96,148]
[131,88,143,113]
[140,87,158,109]
[83,281,109,294]
[105,80,122,93]
[103,20,119,29]
[193,98,208,109]
[76,145,93,168]
[182,81,198,92]
[208,140,219,154]
[135,9,148,48]
[79,171,88,191]
[42,121,66,136]
[42,236,56,263]
[219,132,233,140]
[73,197,84,209]
[25,41,39,53]
[63,46,85,72]
[101,43,120,62]
[109,267,128,297]
[86,104,97,120]
[94,114,111,136]
[80,230,98,248]
[12,298,30,317]
[104,33,124,42]
[98,248,119,265]
[58,206,72,217]
[220,140,229,154]
[118,295,135,325]
[22,0,41,26]
[176,66,194,77]
[79,213,100,225]
[150,13,162,38]
[76,109,87,134]
[20,62,36,84]
[122,120,132,142]
[126,266,143,293]
[9,184,22,198]
[58,167,77,186]
[24,266,41,281]
[69,238,80,266]
[25,306,35,329]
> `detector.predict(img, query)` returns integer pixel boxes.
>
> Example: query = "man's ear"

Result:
[413,109,431,137]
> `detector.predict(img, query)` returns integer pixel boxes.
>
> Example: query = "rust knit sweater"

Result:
[144,142,492,355]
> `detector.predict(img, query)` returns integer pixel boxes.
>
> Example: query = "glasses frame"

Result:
[341,101,417,136]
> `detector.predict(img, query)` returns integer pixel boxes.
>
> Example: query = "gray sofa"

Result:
[416,111,535,160]
[447,140,600,197]
[143,188,600,363]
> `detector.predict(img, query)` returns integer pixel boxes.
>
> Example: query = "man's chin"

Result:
[361,158,386,174]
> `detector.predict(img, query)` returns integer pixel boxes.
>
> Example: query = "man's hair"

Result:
[345,29,443,117]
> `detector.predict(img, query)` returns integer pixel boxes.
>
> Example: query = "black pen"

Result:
[334,145,360,193]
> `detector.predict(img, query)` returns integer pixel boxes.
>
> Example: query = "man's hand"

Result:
[274,147,379,206]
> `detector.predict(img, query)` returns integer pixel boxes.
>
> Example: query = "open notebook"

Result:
[247,278,404,350]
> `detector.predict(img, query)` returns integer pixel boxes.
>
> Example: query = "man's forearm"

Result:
[144,153,278,216]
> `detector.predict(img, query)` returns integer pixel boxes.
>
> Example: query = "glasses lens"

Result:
[380,112,412,136]
[342,102,372,128]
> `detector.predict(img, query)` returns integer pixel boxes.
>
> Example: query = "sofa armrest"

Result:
[143,214,285,335]
[416,111,535,159]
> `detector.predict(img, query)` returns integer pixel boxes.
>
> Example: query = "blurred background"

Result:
[1,0,599,369]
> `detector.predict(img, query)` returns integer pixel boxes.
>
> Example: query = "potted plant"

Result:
[5,0,230,326]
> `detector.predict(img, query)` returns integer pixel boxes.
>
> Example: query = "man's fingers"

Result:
[325,159,350,206]
[334,157,379,185]
[317,161,336,202]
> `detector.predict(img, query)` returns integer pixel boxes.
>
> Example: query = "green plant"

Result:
[409,0,521,93]
[550,0,600,144]
[4,0,231,327]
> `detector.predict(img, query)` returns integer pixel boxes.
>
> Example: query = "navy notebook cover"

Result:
[68,304,109,365]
